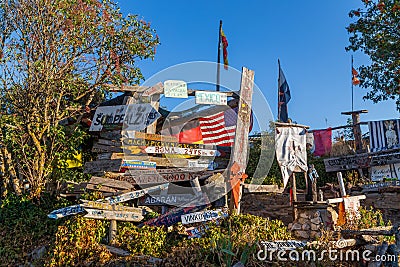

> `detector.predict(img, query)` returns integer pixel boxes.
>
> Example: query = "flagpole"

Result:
[351,55,354,112]
[278,59,281,122]
[216,20,222,92]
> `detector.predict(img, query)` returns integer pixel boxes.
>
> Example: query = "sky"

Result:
[118,0,399,134]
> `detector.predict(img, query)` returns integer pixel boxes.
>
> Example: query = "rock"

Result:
[302,223,311,231]
[311,223,320,231]
[310,217,322,224]
[291,223,302,230]
[29,246,46,261]
[296,230,310,239]
[298,218,308,224]
[300,212,309,219]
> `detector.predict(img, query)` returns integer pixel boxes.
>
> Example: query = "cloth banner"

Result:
[275,127,308,188]
[368,119,400,152]
[313,128,332,157]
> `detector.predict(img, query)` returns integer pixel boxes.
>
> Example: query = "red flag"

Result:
[221,29,228,70]
[352,67,360,85]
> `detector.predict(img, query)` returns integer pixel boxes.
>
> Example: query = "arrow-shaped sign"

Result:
[48,204,85,219]
[105,183,169,205]
[83,208,144,222]
[144,146,220,157]
[123,104,161,131]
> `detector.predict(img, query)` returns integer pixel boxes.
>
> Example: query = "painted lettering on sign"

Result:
[90,105,126,131]
[123,104,161,131]
[195,91,227,105]
[181,209,228,225]
[138,194,195,206]
[121,160,156,170]
[48,204,85,219]
[83,209,144,222]
[164,80,188,98]
[105,183,169,205]
[145,146,219,157]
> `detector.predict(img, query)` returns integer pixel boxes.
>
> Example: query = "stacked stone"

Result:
[288,210,324,240]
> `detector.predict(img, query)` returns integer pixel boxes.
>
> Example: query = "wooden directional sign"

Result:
[84,159,122,174]
[48,204,85,219]
[121,160,156,170]
[138,194,196,206]
[83,209,144,222]
[195,91,227,105]
[118,170,213,185]
[181,209,228,225]
[88,176,133,190]
[132,131,178,142]
[121,138,207,149]
[105,183,169,205]
[82,201,143,213]
[123,104,161,131]
[144,146,219,157]
[142,82,164,97]
[362,180,400,192]
[109,154,213,168]
[89,105,127,132]
[164,80,188,98]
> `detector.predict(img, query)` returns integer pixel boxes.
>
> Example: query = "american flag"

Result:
[199,108,238,146]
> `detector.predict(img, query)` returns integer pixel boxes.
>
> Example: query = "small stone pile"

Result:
[288,206,337,240]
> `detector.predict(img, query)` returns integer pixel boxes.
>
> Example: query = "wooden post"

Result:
[292,173,298,220]
[109,216,117,245]
[190,177,202,197]
[304,171,311,201]
[228,67,254,214]
[341,110,368,153]
[337,172,347,197]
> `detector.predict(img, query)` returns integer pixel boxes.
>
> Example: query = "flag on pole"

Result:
[221,29,228,70]
[278,61,291,123]
[352,67,360,85]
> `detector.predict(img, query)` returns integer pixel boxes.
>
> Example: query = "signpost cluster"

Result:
[49,67,255,244]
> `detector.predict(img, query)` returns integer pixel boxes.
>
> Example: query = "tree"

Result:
[346,0,400,109]
[0,0,159,197]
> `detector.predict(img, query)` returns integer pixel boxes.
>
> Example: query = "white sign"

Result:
[90,105,127,131]
[370,163,400,181]
[164,80,188,98]
[144,146,219,157]
[83,209,144,222]
[195,91,227,105]
[181,209,228,224]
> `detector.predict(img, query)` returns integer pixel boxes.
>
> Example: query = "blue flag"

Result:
[278,61,291,122]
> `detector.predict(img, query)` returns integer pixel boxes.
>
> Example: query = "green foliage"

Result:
[115,224,167,257]
[164,214,292,266]
[47,216,111,267]
[0,194,65,266]
[347,0,400,109]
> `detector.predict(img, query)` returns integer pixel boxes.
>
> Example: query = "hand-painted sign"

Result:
[185,217,225,238]
[144,146,219,157]
[181,209,228,225]
[164,80,188,98]
[122,138,206,149]
[120,170,213,185]
[82,201,143,213]
[188,159,216,170]
[142,201,209,227]
[362,180,400,192]
[370,163,400,181]
[138,194,195,206]
[48,204,85,219]
[105,183,169,205]
[90,105,127,132]
[123,104,161,131]
[131,131,178,142]
[83,209,144,222]
[142,82,163,97]
[195,91,227,105]
[121,160,156,170]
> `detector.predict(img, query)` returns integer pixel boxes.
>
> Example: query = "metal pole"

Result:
[216,20,222,92]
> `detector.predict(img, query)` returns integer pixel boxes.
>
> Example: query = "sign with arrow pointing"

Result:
[124,104,161,131]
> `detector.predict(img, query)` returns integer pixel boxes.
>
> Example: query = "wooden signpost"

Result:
[163,80,188,98]
[48,204,85,219]
[104,183,169,205]
[138,194,196,206]
[117,170,214,185]
[195,91,227,105]
[181,209,228,225]
[83,209,144,222]
[144,146,219,157]
[228,67,254,213]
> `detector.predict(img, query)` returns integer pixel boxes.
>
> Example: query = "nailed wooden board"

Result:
[133,131,178,142]
[142,82,164,97]
[48,204,85,219]
[82,201,142,213]
[144,146,219,157]
[86,183,123,193]
[92,143,123,153]
[84,159,122,174]
[138,194,196,206]
[181,209,228,225]
[83,208,144,222]
[108,155,212,168]
[362,180,400,192]
[324,154,371,172]
[88,176,133,190]
[195,91,227,105]
[105,183,169,205]
[104,245,131,256]
[121,160,156,170]
[121,138,208,149]
[242,184,284,193]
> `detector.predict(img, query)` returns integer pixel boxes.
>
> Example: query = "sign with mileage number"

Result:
[144,146,220,157]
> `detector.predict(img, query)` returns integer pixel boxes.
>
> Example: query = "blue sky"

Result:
[119,0,399,133]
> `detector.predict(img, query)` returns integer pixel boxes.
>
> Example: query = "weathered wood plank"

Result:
[105,183,169,205]
[84,159,122,174]
[121,138,213,149]
[181,209,228,225]
[92,143,123,153]
[109,155,212,168]
[88,177,133,190]
[144,146,219,157]
[324,154,371,172]
[116,170,214,185]
[242,184,283,193]
[84,208,144,222]
[82,201,143,213]
[138,194,196,206]
[86,183,123,193]
[362,180,400,192]
[48,204,85,219]
[121,159,156,170]
[104,245,131,256]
